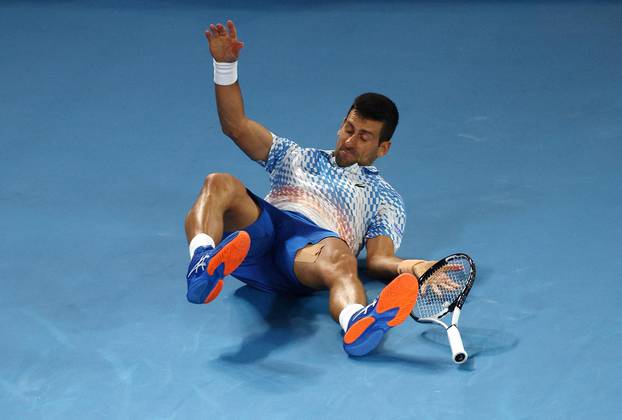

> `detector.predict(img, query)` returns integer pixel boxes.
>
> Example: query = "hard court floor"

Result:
[1,1,621,419]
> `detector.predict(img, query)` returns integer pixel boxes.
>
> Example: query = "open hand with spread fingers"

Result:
[205,19,244,63]
[399,259,461,296]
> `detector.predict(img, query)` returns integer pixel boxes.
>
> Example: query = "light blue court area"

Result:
[1,1,621,418]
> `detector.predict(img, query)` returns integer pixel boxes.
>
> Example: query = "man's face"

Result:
[334,109,391,167]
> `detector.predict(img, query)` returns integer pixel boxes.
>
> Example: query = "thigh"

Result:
[293,237,357,290]
[226,214,319,295]
[222,183,262,233]
[223,190,276,259]
[228,256,290,294]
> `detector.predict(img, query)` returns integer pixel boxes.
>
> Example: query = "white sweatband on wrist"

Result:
[213,59,238,85]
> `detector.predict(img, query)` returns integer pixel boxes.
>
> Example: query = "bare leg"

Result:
[294,237,367,322]
[184,173,260,244]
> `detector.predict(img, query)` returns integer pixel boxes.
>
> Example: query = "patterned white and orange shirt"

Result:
[257,134,406,255]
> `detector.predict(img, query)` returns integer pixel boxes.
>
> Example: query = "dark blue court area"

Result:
[1,1,621,418]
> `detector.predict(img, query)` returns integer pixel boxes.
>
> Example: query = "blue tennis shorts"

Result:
[222,190,339,295]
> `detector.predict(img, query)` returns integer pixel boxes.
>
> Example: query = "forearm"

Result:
[366,255,402,280]
[366,236,434,281]
[205,21,272,160]
[215,82,247,138]
[367,255,432,281]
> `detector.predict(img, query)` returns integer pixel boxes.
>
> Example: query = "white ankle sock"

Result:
[339,303,365,332]
[188,233,216,258]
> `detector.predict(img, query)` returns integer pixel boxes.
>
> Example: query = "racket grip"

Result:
[447,325,468,364]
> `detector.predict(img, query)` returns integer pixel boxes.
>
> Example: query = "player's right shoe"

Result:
[343,273,419,356]
[186,230,251,304]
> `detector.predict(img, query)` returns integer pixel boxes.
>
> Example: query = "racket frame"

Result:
[410,253,476,364]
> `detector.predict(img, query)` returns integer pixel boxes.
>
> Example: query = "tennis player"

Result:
[185,20,448,356]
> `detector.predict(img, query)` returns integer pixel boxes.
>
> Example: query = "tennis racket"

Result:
[410,253,476,364]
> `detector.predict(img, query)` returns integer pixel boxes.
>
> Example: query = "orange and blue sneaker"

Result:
[343,273,419,356]
[186,231,251,304]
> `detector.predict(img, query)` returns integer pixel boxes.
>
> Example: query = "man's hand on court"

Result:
[205,20,244,63]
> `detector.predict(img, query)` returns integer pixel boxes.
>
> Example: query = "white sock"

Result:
[188,233,216,258]
[339,303,365,332]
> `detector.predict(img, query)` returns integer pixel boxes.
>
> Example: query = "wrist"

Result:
[397,259,426,275]
[213,59,238,85]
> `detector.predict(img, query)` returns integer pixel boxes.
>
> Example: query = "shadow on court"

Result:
[353,349,453,373]
[421,327,519,360]
[205,286,328,392]
[215,286,322,365]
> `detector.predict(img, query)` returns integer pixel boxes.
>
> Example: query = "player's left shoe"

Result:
[186,231,251,304]
[343,273,419,356]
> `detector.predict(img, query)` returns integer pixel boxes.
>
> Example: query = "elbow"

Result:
[222,123,250,143]
[221,125,240,140]
[220,116,247,140]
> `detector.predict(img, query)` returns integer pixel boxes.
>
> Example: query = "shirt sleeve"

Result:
[365,189,406,251]
[255,133,300,174]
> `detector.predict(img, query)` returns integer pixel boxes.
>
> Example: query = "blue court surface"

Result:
[1,1,621,419]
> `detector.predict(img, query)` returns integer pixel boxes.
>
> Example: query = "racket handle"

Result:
[447,325,468,364]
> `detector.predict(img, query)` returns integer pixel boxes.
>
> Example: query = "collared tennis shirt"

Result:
[256,134,406,255]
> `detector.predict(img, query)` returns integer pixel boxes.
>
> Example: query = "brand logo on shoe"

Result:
[187,254,210,279]
[354,299,377,320]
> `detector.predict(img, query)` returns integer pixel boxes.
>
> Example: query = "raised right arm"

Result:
[206,20,273,161]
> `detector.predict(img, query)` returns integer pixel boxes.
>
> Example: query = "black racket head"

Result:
[412,253,476,321]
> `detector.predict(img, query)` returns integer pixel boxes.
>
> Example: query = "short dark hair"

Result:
[348,92,399,142]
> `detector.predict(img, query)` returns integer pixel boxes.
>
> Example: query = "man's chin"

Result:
[335,157,355,167]
[335,152,355,167]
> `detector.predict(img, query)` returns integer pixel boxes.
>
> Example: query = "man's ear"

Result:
[377,140,391,157]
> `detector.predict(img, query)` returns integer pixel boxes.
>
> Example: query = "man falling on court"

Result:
[184,20,456,357]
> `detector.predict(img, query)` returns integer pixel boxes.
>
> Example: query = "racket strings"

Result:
[413,257,472,319]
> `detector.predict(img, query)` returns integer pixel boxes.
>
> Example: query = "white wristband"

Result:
[213,59,238,85]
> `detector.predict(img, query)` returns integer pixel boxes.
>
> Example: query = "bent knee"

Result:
[202,173,246,196]
[317,240,357,272]
[204,172,239,188]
